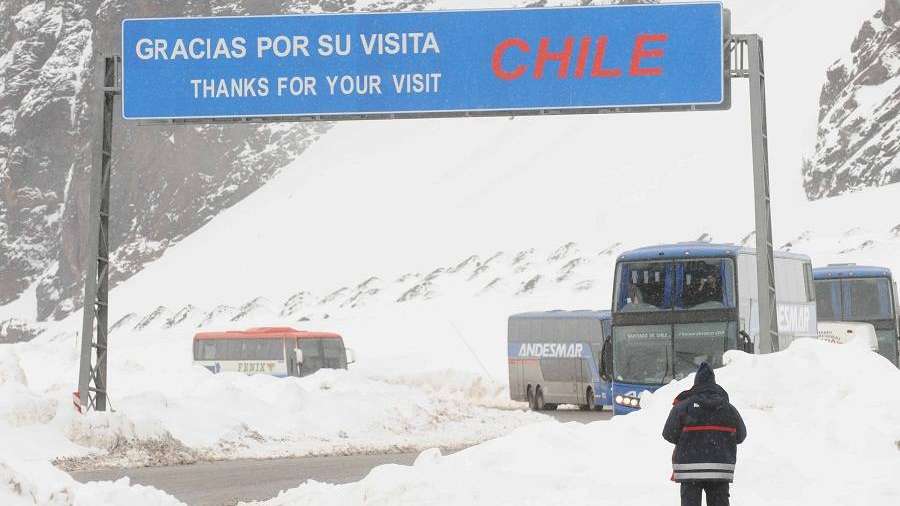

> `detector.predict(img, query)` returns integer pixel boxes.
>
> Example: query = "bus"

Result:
[193,326,354,377]
[610,243,817,415]
[813,264,899,366]
[508,310,613,411]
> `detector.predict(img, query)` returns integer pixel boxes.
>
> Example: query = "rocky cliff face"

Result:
[805,0,900,199]
[0,0,430,321]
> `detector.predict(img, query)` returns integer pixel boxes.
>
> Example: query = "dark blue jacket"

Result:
[662,363,747,483]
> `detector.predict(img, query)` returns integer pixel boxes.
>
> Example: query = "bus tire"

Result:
[526,385,534,410]
[580,387,595,411]
[534,387,545,411]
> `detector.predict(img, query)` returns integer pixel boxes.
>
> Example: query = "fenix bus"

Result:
[611,243,817,414]
[193,327,354,377]
[813,264,899,366]
[508,310,613,411]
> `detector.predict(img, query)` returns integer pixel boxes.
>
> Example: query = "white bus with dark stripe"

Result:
[193,327,354,377]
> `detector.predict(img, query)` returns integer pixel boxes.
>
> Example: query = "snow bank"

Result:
[0,458,183,506]
[251,340,900,506]
[0,325,543,472]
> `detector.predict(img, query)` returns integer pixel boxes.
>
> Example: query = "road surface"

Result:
[73,409,612,505]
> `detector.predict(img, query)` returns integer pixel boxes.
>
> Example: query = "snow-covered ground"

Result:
[1,0,899,504]
[2,331,543,466]
[252,339,900,506]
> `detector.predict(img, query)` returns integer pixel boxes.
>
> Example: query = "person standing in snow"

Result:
[662,362,747,506]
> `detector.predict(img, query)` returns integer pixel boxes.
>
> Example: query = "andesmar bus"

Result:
[813,264,900,367]
[507,310,613,411]
[610,243,818,415]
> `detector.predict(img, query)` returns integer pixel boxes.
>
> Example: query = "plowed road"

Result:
[73,409,612,505]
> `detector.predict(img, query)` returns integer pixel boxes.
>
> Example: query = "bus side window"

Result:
[202,341,217,360]
[323,340,345,369]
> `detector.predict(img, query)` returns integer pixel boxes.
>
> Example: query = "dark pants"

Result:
[680,482,730,506]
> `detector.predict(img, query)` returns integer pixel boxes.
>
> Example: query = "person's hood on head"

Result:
[694,362,716,386]
[672,363,729,406]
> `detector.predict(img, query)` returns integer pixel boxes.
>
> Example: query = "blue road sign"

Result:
[121,2,725,120]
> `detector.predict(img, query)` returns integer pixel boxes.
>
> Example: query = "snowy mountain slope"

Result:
[805,0,900,199]
[0,0,892,327]
[88,185,900,381]
[252,340,900,506]
[3,0,884,322]
[0,0,433,323]
[4,0,897,440]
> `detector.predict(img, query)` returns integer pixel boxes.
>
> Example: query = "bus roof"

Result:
[509,310,611,321]
[193,327,342,340]
[616,242,810,263]
[813,264,892,280]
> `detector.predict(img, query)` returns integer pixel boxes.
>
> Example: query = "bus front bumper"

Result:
[612,383,660,415]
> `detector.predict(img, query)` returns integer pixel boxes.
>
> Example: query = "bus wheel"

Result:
[580,388,595,411]
[526,386,534,410]
[534,387,545,411]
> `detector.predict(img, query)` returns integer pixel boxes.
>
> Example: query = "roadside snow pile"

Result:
[0,458,182,506]
[0,328,542,471]
[252,339,900,506]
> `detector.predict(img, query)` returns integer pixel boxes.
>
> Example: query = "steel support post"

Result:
[735,35,779,352]
[78,55,119,412]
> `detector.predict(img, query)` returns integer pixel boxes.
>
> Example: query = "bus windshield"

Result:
[815,277,895,321]
[195,338,284,361]
[615,259,735,312]
[613,329,673,384]
[297,339,347,375]
[613,322,731,385]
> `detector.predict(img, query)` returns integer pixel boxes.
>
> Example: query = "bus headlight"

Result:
[615,395,641,409]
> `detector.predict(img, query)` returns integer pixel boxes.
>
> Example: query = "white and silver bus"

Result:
[610,243,817,414]
[508,310,613,411]
[813,264,899,366]
[193,326,354,377]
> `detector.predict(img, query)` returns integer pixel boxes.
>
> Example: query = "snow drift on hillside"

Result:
[250,339,900,506]
[77,183,900,384]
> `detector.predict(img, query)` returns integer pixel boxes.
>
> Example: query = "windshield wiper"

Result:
[657,345,672,385]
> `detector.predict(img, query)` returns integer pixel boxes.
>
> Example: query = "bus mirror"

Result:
[294,348,304,365]
[739,331,754,354]
[346,348,356,365]
[599,337,612,382]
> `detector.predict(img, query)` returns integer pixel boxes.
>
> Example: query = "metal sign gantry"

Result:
[78,55,119,412]
[77,12,778,412]
[734,35,780,354]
